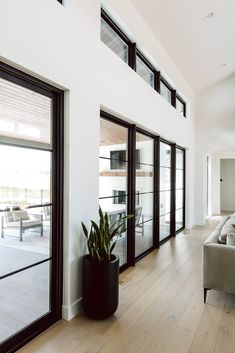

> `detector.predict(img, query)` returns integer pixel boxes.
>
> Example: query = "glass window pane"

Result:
[160,81,172,104]
[176,98,185,116]
[114,230,127,267]
[160,214,170,241]
[101,18,129,63]
[176,169,183,189]
[176,190,183,210]
[135,193,153,225]
[135,220,153,257]
[99,117,129,266]
[0,145,52,256]
[136,165,153,193]
[100,197,127,267]
[100,118,128,159]
[176,209,183,231]
[136,132,153,165]
[176,148,184,169]
[160,167,171,191]
[99,159,127,198]
[160,142,171,167]
[136,56,154,88]
[160,191,171,216]
[0,78,51,147]
[0,261,50,343]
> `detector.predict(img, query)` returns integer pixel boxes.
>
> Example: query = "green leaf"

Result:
[81,222,88,238]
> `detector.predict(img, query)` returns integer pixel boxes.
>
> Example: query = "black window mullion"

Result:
[183,149,186,229]
[127,124,136,266]
[153,136,160,248]
[129,42,137,70]
[170,144,176,236]
[154,71,160,93]
[171,89,176,108]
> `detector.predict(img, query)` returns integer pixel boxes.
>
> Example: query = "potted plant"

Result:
[81,206,130,319]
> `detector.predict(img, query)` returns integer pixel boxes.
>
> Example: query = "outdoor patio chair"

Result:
[1,209,43,242]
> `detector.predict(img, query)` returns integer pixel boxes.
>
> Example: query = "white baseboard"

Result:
[62,297,83,321]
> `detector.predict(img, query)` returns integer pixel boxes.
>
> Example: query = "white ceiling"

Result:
[130,0,235,93]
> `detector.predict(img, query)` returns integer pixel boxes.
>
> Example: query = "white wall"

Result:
[221,159,235,211]
[210,151,235,215]
[196,75,235,224]
[0,0,195,320]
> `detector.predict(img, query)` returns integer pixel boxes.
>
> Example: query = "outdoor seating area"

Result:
[1,209,43,241]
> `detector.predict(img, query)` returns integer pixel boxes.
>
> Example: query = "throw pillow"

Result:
[228,216,235,228]
[219,223,235,244]
[12,210,30,221]
[226,233,235,246]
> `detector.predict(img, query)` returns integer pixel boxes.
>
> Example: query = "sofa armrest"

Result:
[203,242,235,294]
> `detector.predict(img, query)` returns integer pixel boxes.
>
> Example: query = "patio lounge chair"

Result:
[1,209,43,241]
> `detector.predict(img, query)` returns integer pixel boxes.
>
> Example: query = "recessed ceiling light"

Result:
[205,12,214,19]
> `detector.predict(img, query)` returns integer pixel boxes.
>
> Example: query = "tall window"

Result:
[0,63,63,353]
[99,118,128,266]
[159,142,172,241]
[175,148,185,232]
[135,132,154,257]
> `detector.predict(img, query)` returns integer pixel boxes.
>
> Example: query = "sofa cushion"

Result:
[219,223,235,244]
[215,216,230,231]
[226,233,235,246]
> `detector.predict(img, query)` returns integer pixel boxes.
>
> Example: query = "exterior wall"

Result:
[0,0,195,319]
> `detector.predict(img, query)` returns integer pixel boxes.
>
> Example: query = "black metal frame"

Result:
[159,138,173,243]
[0,61,64,353]
[101,8,134,68]
[175,146,186,234]
[176,94,186,117]
[134,127,156,262]
[100,110,185,271]
[136,49,156,88]
[101,8,187,116]
[159,77,175,107]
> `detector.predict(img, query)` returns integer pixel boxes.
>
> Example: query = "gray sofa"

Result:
[203,215,235,302]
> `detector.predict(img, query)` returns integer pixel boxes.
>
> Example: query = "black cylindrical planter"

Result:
[82,254,119,319]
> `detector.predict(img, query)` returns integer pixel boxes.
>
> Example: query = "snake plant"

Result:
[81,206,131,262]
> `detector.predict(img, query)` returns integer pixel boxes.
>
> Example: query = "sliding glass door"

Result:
[99,117,129,267]
[99,111,186,269]
[159,141,172,242]
[0,62,63,353]
[135,132,154,258]
[175,147,185,232]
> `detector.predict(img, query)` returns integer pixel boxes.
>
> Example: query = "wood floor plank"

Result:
[18,217,235,353]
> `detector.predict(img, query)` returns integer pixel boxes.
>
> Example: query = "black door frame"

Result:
[100,110,186,271]
[0,61,64,353]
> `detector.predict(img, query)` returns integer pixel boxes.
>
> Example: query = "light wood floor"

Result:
[19,217,235,353]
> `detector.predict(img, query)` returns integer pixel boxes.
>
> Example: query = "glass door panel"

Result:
[99,118,128,267]
[135,132,154,257]
[0,66,62,352]
[175,148,185,232]
[159,141,172,241]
